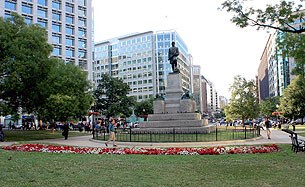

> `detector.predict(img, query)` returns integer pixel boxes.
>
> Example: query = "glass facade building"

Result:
[94,30,192,102]
[0,0,93,80]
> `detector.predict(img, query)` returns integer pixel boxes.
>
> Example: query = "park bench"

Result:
[282,129,305,153]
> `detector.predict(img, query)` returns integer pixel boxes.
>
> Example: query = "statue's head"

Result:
[171,41,175,46]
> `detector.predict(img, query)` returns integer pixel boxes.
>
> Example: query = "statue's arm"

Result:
[176,48,179,56]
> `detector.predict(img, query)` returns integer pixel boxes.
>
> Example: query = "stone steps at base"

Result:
[131,126,216,133]
[139,120,205,128]
[148,113,201,121]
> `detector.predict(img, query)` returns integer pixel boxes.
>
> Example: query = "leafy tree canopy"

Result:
[0,13,54,116]
[225,75,259,124]
[93,74,135,118]
[0,13,93,122]
[134,98,153,116]
[259,96,280,117]
[221,0,305,33]
[279,75,305,119]
[40,61,93,122]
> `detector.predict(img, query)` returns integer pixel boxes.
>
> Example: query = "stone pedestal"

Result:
[165,73,184,113]
[135,72,210,133]
[180,99,196,113]
[153,100,165,114]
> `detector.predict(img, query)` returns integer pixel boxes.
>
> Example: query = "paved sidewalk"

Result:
[1,129,302,148]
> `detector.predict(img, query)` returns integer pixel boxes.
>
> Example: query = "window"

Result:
[147,35,152,41]
[66,37,74,46]
[78,28,86,37]
[78,50,86,58]
[38,0,47,6]
[5,1,17,11]
[52,35,61,44]
[37,19,47,28]
[78,18,86,27]
[66,27,74,35]
[22,4,33,14]
[78,8,86,16]
[78,0,86,6]
[24,16,33,24]
[66,15,74,24]
[4,12,12,19]
[52,12,61,21]
[52,1,61,9]
[52,47,61,56]
[78,39,86,48]
[37,8,47,18]
[66,4,74,13]
[52,23,61,32]
[66,49,75,57]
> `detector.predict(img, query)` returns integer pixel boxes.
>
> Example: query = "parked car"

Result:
[290,118,305,125]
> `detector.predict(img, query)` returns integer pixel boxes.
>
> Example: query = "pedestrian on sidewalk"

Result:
[105,119,117,147]
[265,117,272,139]
[62,122,69,140]
[0,126,4,142]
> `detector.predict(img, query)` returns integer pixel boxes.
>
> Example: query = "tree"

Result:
[39,61,93,122]
[279,75,305,121]
[93,74,135,118]
[260,96,280,117]
[0,13,54,116]
[225,76,259,125]
[134,98,153,117]
[221,0,305,33]
[222,0,305,112]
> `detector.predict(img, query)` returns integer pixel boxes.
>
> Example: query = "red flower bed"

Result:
[2,144,279,155]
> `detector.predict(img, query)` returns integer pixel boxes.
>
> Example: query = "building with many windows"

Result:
[257,11,305,101]
[0,0,93,80]
[94,30,191,102]
[191,65,202,112]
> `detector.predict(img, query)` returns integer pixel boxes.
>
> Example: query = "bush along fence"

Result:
[93,126,261,143]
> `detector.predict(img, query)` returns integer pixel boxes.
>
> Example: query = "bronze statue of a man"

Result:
[168,41,179,73]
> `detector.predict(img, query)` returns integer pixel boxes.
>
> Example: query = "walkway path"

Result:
[1,129,303,148]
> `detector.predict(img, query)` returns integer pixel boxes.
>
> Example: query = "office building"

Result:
[94,30,191,101]
[0,0,93,80]
[191,65,202,112]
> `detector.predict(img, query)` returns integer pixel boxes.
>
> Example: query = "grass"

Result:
[298,132,305,137]
[2,130,90,142]
[0,144,304,187]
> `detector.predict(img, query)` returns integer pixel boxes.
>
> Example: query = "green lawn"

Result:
[2,130,90,141]
[0,144,304,187]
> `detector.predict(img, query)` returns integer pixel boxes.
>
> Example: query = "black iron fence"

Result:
[93,125,261,143]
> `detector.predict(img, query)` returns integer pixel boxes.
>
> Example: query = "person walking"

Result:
[105,119,117,147]
[265,117,272,139]
[0,126,4,142]
[62,122,69,140]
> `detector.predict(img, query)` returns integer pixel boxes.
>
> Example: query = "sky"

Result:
[92,0,273,99]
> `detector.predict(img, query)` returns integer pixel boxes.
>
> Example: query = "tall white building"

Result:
[94,30,192,102]
[0,0,93,80]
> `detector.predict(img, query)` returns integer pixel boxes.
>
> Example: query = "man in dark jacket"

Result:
[62,122,69,140]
